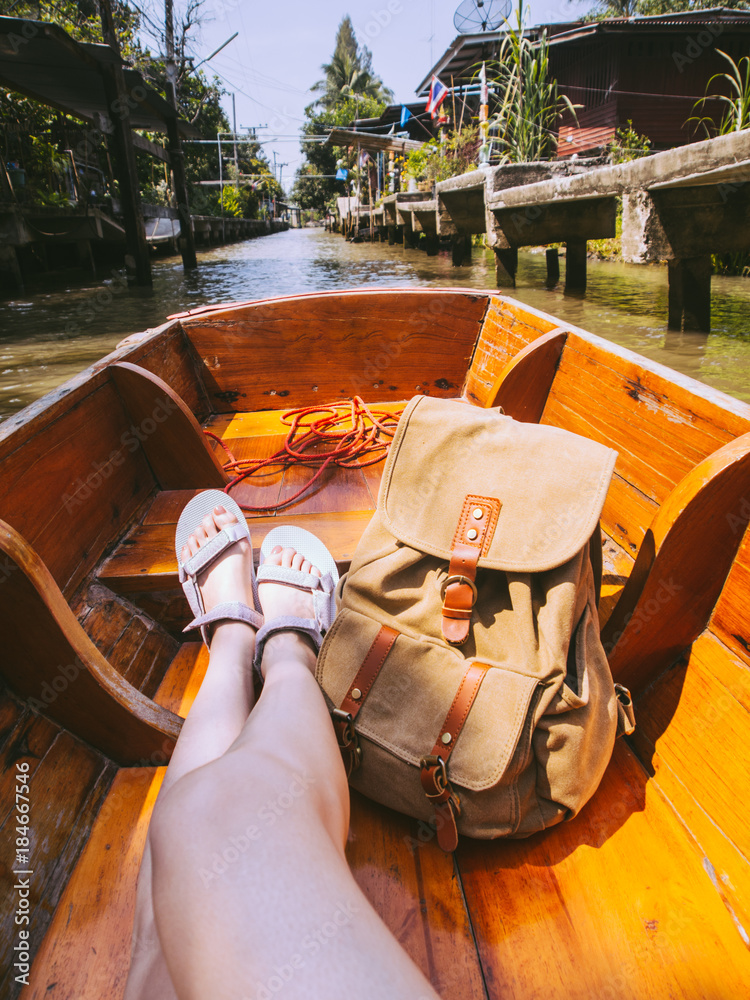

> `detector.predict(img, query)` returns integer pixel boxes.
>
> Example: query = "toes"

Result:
[300,558,311,575]
[213,505,238,531]
[291,552,305,572]
[280,546,297,568]
[311,565,322,578]
[201,512,220,538]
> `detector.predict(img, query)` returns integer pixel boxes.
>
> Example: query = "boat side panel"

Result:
[0,380,157,598]
[180,291,488,413]
[711,531,750,664]
[0,686,114,1000]
[463,296,560,406]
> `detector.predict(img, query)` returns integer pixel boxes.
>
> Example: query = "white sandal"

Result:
[253,525,339,675]
[175,490,264,645]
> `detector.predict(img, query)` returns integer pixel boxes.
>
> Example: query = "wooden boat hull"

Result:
[0,288,748,999]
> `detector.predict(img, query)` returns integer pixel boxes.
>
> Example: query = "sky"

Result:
[138,0,588,192]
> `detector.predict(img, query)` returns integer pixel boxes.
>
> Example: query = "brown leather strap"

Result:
[420,661,491,852]
[442,496,501,645]
[333,625,398,775]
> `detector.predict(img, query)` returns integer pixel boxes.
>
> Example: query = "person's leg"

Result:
[125,506,259,1000]
[147,542,441,1000]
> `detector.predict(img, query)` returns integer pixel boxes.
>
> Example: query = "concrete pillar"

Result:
[668,257,712,332]
[494,247,518,287]
[424,235,440,257]
[545,247,560,286]
[565,239,587,293]
[451,235,471,267]
[387,226,396,245]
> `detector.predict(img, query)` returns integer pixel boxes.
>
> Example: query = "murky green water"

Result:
[0,227,748,420]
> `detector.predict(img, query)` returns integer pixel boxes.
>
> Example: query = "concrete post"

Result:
[565,239,587,293]
[494,247,518,287]
[451,235,471,267]
[668,257,712,332]
[424,235,440,256]
[546,247,560,286]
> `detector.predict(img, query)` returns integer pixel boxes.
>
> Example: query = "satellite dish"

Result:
[453,0,510,34]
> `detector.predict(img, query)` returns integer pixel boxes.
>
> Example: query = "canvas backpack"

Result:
[316,395,635,852]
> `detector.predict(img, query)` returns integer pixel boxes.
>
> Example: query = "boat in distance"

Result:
[0,287,749,999]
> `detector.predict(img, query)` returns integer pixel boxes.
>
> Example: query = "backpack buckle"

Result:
[331,708,362,775]
[439,575,478,602]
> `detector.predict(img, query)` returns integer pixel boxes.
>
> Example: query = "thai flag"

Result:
[426,75,448,119]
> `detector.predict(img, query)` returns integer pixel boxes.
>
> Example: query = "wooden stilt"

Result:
[565,239,587,293]
[546,247,560,286]
[425,235,440,257]
[668,257,712,332]
[98,0,151,287]
[494,247,518,287]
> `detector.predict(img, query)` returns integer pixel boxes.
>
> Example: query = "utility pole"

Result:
[164,0,198,269]
[97,0,151,286]
[232,94,239,188]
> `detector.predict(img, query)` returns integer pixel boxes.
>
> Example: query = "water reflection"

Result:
[0,227,748,419]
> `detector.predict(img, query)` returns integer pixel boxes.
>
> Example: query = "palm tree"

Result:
[312,17,392,110]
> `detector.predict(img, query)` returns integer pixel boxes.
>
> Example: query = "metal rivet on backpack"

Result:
[351,688,362,701]
[466,528,478,540]
[441,732,452,745]
[472,507,484,519]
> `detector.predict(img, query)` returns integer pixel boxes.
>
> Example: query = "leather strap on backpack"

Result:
[420,661,491,852]
[442,495,501,644]
[332,624,398,776]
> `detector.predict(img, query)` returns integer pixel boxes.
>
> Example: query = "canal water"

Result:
[1,226,749,421]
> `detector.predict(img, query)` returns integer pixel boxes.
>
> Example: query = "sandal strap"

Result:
[178,521,248,586]
[184,602,264,644]
[256,565,334,633]
[252,616,323,676]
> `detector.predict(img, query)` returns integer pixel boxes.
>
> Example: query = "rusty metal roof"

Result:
[0,16,201,139]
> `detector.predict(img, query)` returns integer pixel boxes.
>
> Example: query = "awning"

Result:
[0,17,201,139]
[326,128,423,156]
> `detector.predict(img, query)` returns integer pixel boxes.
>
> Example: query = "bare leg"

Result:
[125,506,259,1000]
[147,543,441,1000]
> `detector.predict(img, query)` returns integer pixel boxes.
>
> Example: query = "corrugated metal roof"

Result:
[0,17,201,139]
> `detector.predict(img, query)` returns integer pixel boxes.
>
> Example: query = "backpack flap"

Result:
[380,395,617,573]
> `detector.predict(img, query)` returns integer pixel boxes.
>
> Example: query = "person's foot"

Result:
[181,505,257,630]
[257,546,322,677]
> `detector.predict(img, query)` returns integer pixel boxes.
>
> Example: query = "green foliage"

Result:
[689,50,750,137]
[608,120,652,163]
[486,1,578,163]
[403,127,480,184]
[311,16,392,111]
[293,96,386,211]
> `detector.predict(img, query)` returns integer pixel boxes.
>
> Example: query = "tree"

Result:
[312,15,392,110]
[293,96,386,211]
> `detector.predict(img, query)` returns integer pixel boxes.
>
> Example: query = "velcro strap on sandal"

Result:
[178,521,248,585]
[252,616,323,676]
[184,601,264,641]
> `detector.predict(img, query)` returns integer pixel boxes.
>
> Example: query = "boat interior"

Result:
[1,288,749,998]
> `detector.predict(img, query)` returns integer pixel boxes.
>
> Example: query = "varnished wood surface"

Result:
[486,326,568,419]
[0,687,114,1000]
[606,432,750,692]
[456,739,750,999]
[0,519,181,765]
[181,289,488,412]
[109,362,227,490]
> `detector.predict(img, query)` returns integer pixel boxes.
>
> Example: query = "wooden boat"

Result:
[1,288,749,1000]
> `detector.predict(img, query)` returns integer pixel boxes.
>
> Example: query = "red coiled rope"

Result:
[204,397,404,513]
